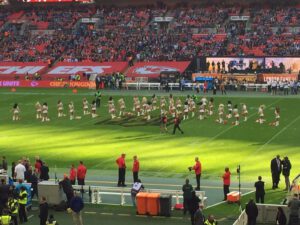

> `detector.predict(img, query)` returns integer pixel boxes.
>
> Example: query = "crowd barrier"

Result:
[72,185,207,207]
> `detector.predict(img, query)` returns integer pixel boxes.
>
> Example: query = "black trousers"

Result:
[118,168,126,186]
[66,192,74,208]
[70,180,75,185]
[11,214,18,225]
[183,198,190,215]
[289,215,299,225]
[272,172,280,188]
[195,174,201,190]
[248,218,257,225]
[96,99,100,107]
[255,193,264,203]
[133,172,138,183]
[19,204,27,223]
[173,124,183,134]
[31,186,38,199]
[78,178,85,185]
[40,217,47,225]
[223,185,230,200]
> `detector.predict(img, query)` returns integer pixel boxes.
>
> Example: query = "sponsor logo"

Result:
[0,66,45,75]
[48,66,112,75]
[30,81,39,87]
[133,66,179,75]
[0,81,20,87]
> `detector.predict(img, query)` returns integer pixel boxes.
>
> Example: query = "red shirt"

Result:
[193,161,202,175]
[77,164,87,179]
[35,161,42,173]
[116,157,126,169]
[132,160,139,172]
[222,171,231,185]
[69,168,77,181]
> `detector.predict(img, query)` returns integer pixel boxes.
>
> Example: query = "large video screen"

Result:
[206,57,264,72]
[265,57,300,73]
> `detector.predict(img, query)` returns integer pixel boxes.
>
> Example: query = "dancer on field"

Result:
[12,103,20,121]
[269,107,280,126]
[35,101,42,119]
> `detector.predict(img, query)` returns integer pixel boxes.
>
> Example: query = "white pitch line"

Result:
[28,215,34,219]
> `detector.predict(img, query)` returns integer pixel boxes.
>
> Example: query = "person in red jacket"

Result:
[77,161,87,185]
[189,157,202,190]
[69,164,77,185]
[116,153,126,187]
[132,155,140,183]
[222,167,231,201]
[172,115,184,134]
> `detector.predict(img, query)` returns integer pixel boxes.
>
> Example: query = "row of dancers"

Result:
[11,94,280,127]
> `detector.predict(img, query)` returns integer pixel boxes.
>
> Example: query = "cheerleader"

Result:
[82,98,90,115]
[57,100,64,118]
[226,100,233,118]
[35,101,42,119]
[176,98,182,113]
[68,101,75,120]
[160,96,166,109]
[183,101,189,120]
[256,105,265,124]
[151,94,158,110]
[208,98,214,116]
[241,103,248,121]
[198,102,205,120]
[216,103,225,124]
[145,101,152,121]
[108,102,116,119]
[108,96,114,107]
[232,105,240,126]
[132,96,138,112]
[134,98,141,117]
[118,98,126,117]
[189,99,196,118]
[12,103,20,121]
[201,97,208,107]
[91,100,97,118]
[270,107,280,126]
[141,97,147,115]
[169,103,176,118]
[169,94,174,106]
[42,103,50,122]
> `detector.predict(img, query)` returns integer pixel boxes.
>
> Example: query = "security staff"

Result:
[18,186,28,223]
[94,91,102,108]
[189,157,202,190]
[116,154,126,187]
[204,215,217,225]
[8,195,18,225]
[0,209,11,225]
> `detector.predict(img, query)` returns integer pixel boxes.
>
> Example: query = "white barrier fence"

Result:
[72,185,207,207]
[125,82,269,91]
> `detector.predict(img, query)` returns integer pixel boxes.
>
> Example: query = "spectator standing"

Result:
[39,196,48,225]
[18,186,28,223]
[40,163,49,181]
[77,161,87,186]
[254,176,265,203]
[281,156,292,191]
[194,204,205,225]
[271,155,282,189]
[189,157,202,190]
[116,154,126,187]
[69,164,77,185]
[182,179,193,215]
[2,156,8,171]
[31,169,39,199]
[276,207,287,225]
[188,191,201,225]
[132,156,139,183]
[14,160,26,181]
[0,179,10,212]
[288,194,300,225]
[245,199,258,225]
[11,161,16,180]
[222,167,231,201]
[59,175,74,208]
[70,194,84,225]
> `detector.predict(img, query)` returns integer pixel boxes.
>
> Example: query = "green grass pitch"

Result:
[0,88,299,183]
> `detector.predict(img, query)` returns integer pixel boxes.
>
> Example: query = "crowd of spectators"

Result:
[0,5,299,63]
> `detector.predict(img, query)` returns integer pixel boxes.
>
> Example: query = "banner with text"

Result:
[0,80,96,88]
[0,62,48,76]
[46,62,128,76]
[126,61,191,79]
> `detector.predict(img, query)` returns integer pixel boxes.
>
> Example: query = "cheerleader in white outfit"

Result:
[216,104,225,124]
[69,102,75,120]
[208,98,214,116]
[42,103,50,122]
[141,97,147,115]
[270,107,280,126]
[35,101,42,119]
[198,102,205,120]
[256,105,265,124]
[151,94,158,110]
[232,105,240,126]
[82,98,90,115]
[57,100,64,118]
[91,100,97,118]
[226,100,233,119]
[12,103,20,121]
[241,103,248,122]
[189,99,196,118]
[183,101,189,120]
[118,98,126,117]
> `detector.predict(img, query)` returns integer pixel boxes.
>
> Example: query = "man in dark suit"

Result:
[254,176,265,203]
[271,155,282,189]
[282,156,292,191]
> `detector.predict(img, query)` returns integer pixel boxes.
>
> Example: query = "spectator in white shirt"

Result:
[14,160,26,181]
